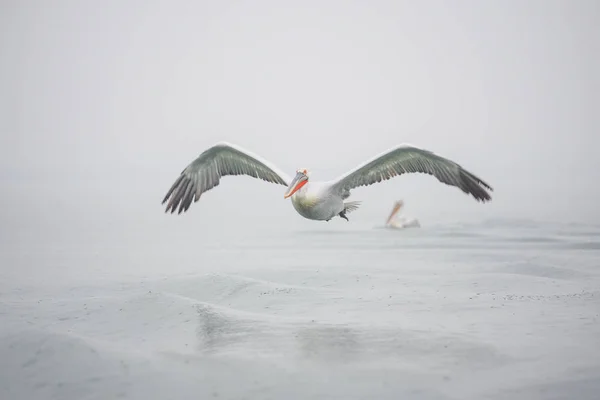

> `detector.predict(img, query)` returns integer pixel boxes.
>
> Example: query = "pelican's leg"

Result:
[338,210,349,222]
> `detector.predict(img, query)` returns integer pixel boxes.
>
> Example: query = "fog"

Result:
[2,2,600,399]
[1,0,598,232]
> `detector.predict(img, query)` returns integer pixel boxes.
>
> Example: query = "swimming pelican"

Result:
[385,200,421,229]
[162,142,493,222]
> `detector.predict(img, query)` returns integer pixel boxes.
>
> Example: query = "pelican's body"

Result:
[288,182,359,221]
[290,184,337,221]
[161,141,493,222]
[388,218,421,229]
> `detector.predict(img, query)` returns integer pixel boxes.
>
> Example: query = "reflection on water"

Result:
[195,304,267,355]
[193,300,511,372]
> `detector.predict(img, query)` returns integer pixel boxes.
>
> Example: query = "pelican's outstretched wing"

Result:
[162,142,291,214]
[329,144,493,202]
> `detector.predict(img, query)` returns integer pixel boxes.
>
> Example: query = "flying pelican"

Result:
[162,142,493,222]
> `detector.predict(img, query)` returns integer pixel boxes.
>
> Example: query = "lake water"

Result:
[1,219,599,399]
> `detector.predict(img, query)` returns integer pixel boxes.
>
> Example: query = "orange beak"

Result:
[284,172,308,199]
[386,201,402,225]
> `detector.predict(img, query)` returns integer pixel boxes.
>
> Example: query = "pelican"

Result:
[162,142,493,222]
[385,200,421,229]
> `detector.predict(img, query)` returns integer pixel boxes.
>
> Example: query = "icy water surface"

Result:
[1,219,599,399]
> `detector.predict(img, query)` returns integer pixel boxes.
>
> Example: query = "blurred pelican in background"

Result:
[385,200,420,229]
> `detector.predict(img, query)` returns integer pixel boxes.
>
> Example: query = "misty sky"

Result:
[1,0,599,241]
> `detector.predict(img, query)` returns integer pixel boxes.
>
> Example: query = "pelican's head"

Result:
[284,168,309,199]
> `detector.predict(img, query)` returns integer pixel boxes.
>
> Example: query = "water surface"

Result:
[1,219,599,399]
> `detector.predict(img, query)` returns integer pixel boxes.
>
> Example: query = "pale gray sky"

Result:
[1,0,599,239]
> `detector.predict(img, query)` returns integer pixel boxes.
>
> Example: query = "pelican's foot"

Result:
[338,210,349,222]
